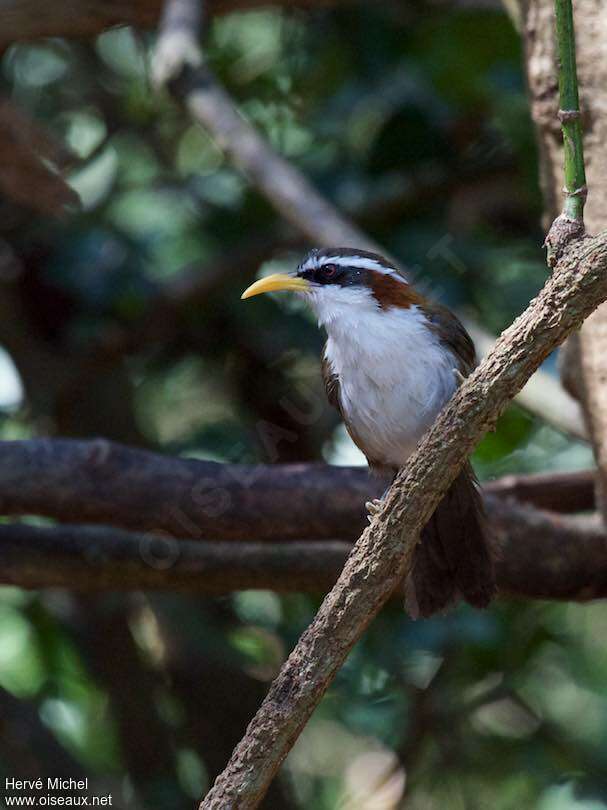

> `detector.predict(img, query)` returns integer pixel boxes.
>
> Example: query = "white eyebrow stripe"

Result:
[326,255,391,271]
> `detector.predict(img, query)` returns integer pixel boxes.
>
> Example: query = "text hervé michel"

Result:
[6,780,89,792]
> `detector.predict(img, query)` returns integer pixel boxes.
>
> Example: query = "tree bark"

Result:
[0,438,377,540]
[0,438,595,541]
[1,502,605,601]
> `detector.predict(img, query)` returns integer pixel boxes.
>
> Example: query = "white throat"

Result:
[305,284,379,331]
[309,287,458,469]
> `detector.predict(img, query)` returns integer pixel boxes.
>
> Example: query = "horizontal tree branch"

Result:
[0,523,350,593]
[0,439,594,542]
[484,467,594,512]
[0,438,376,540]
[0,499,604,601]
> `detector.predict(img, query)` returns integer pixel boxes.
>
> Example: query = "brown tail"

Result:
[405,463,497,619]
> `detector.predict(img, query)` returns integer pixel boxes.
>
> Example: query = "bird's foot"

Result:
[366,498,383,521]
[453,368,466,385]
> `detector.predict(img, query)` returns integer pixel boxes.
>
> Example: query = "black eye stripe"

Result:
[298,261,380,287]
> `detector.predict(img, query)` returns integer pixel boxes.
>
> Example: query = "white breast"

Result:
[313,286,458,469]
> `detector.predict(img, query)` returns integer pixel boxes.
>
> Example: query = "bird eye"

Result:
[321,264,338,280]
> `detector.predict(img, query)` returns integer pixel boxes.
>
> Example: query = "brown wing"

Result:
[321,345,342,414]
[422,304,477,376]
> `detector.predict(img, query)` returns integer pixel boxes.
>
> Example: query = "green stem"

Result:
[554,0,587,222]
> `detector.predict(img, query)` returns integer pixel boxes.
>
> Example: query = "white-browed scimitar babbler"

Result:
[242,248,496,618]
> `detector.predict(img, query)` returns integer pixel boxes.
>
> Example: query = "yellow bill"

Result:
[241,273,310,300]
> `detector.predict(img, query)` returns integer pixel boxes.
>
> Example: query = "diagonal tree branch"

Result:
[464,318,587,439]
[200,227,607,806]
[174,67,375,249]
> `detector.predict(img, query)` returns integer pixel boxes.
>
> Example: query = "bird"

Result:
[241,247,496,618]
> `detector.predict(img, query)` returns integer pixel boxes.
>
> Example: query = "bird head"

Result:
[241,248,423,326]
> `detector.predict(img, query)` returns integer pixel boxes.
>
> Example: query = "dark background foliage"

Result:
[0,3,601,809]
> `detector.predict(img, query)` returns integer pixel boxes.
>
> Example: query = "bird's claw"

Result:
[366,498,383,521]
[453,368,466,385]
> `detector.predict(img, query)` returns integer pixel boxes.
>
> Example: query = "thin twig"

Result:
[545,0,588,262]
[153,0,373,247]
[152,0,204,89]
[178,66,376,249]
[554,0,587,223]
